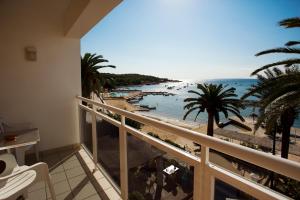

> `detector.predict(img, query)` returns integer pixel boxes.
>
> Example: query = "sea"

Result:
[117,79,300,128]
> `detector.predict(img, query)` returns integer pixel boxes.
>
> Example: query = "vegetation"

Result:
[107,113,143,130]
[147,132,186,151]
[183,83,244,136]
[99,73,178,88]
[128,191,145,200]
[128,155,193,200]
[147,132,160,139]
[243,67,300,158]
[241,17,300,199]
[243,17,300,158]
[81,53,116,98]
[251,17,300,75]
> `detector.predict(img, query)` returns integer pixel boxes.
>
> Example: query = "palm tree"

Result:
[242,67,300,158]
[183,83,244,136]
[243,16,300,158]
[81,53,116,99]
[252,17,300,75]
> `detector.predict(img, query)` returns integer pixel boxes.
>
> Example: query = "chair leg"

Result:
[15,146,26,165]
[45,174,56,200]
[22,191,28,199]
[35,143,40,162]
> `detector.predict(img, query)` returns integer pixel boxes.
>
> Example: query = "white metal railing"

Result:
[77,96,300,200]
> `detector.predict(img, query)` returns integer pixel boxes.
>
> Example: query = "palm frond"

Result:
[255,47,300,56]
[279,17,300,28]
[285,41,300,46]
[251,58,300,75]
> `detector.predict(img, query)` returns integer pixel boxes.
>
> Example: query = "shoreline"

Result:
[135,111,199,129]
[103,96,300,161]
[115,80,182,88]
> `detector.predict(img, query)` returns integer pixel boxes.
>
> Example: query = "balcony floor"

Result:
[25,146,121,200]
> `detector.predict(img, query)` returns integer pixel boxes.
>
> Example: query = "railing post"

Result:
[193,163,201,200]
[91,109,98,168]
[119,115,128,199]
[198,145,213,200]
[78,101,83,145]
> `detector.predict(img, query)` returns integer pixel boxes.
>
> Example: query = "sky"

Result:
[81,0,300,80]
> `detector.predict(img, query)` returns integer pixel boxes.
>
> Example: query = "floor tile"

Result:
[28,188,47,200]
[65,166,85,179]
[25,147,107,200]
[64,155,78,162]
[51,171,67,184]
[49,180,71,196]
[68,174,88,189]
[49,191,74,200]
[50,165,65,175]
[63,159,81,170]
[73,183,97,200]
[28,181,46,192]
[84,194,102,200]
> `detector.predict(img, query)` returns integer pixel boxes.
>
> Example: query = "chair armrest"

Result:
[0,162,48,182]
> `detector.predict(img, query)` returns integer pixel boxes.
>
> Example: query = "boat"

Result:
[140,105,156,110]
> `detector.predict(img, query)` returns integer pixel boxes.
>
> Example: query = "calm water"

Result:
[121,79,300,128]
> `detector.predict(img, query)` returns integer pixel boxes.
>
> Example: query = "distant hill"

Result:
[100,73,179,87]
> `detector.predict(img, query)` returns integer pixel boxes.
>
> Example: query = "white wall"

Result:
[0,0,81,150]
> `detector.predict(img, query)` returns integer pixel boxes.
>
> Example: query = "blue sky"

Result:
[81,0,300,80]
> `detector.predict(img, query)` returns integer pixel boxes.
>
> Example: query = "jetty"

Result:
[105,89,175,112]
[111,89,175,100]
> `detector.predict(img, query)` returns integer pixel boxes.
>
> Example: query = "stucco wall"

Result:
[0,0,81,150]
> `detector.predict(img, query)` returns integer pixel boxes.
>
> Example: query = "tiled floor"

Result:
[26,147,121,200]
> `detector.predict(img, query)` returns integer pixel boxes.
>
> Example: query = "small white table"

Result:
[163,165,179,175]
[0,128,40,165]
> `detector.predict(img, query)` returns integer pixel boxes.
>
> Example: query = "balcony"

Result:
[26,146,121,200]
[74,96,300,200]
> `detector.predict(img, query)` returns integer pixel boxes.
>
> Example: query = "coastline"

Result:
[103,92,300,162]
[135,111,199,129]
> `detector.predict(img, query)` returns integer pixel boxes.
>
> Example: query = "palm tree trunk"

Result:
[281,125,291,159]
[270,127,276,189]
[280,108,295,159]
[207,112,214,136]
[272,126,277,155]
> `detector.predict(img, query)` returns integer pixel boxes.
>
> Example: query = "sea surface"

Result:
[119,79,300,128]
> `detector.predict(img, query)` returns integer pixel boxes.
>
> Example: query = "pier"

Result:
[111,89,175,100]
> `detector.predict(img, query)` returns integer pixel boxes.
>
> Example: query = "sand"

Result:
[104,98,138,112]
[104,98,300,163]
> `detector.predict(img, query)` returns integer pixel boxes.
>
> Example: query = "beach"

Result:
[104,97,300,163]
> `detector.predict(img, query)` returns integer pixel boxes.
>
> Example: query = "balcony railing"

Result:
[76,96,300,200]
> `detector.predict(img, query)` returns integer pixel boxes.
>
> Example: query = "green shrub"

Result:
[128,191,145,200]
[164,139,185,150]
[147,132,160,139]
[107,113,142,130]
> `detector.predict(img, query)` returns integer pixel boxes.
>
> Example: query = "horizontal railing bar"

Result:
[95,111,121,128]
[77,96,300,182]
[79,104,121,128]
[79,104,93,112]
[125,126,200,166]
[208,164,289,200]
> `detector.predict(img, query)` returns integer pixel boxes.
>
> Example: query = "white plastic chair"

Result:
[0,119,40,165]
[0,153,56,200]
